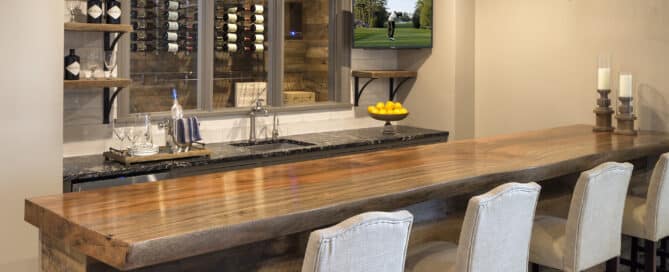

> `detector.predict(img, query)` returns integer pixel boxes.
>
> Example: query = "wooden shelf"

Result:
[352,70,418,79]
[64,78,132,89]
[352,70,417,106]
[64,22,133,33]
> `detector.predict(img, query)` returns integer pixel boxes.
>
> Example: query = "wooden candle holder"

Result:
[614,97,637,136]
[593,89,614,132]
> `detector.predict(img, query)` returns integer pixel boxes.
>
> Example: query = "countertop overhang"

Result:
[26,125,669,270]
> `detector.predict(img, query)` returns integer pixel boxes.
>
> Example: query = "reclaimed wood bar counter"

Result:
[25,125,669,271]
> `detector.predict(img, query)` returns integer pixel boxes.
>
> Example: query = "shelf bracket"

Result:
[354,77,377,106]
[104,31,125,51]
[103,87,124,124]
[390,77,411,101]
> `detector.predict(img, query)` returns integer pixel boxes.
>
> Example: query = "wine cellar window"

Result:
[129,0,200,113]
[282,0,332,106]
[213,1,269,109]
[124,0,343,116]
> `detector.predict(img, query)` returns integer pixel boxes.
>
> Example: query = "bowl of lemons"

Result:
[367,101,409,134]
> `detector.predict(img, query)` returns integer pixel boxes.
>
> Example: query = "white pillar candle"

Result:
[597,68,611,90]
[619,74,633,98]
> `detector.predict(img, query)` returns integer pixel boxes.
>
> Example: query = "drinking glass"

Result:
[67,1,79,23]
[112,119,133,151]
[130,114,157,156]
[87,50,101,79]
[104,51,118,79]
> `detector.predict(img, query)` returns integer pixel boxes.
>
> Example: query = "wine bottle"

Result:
[106,0,122,24]
[216,13,238,23]
[87,0,104,23]
[216,43,238,52]
[171,88,184,119]
[216,33,238,42]
[165,42,179,53]
[131,42,156,52]
[131,10,156,19]
[248,24,264,33]
[243,34,264,42]
[215,23,239,33]
[132,21,156,30]
[244,43,264,53]
[165,22,197,31]
[131,31,156,41]
[250,4,264,14]
[165,11,190,21]
[132,0,156,8]
[164,32,178,42]
[64,49,81,80]
[165,0,179,11]
[250,14,264,23]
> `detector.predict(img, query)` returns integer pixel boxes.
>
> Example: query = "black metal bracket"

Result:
[354,77,377,106]
[101,31,126,124]
[103,87,124,124]
[354,76,413,106]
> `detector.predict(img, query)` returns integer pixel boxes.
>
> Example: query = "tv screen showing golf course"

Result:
[353,0,433,49]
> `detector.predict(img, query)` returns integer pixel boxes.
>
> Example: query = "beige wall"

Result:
[475,0,669,137]
[400,0,475,140]
[0,1,63,271]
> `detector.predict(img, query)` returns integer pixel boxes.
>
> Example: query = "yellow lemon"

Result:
[370,108,379,114]
[386,101,395,109]
[400,108,408,114]
[379,109,388,115]
[393,109,402,115]
[367,106,376,113]
[394,102,403,109]
[375,102,385,109]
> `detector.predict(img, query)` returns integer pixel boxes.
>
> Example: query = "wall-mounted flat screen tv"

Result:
[353,0,433,49]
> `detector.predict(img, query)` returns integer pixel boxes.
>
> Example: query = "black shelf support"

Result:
[354,76,413,106]
[101,31,127,124]
[103,87,124,124]
[354,77,378,106]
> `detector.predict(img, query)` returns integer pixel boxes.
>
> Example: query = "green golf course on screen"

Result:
[353,0,433,49]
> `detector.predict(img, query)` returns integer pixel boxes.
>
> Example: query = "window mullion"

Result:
[268,0,284,107]
[199,0,214,111]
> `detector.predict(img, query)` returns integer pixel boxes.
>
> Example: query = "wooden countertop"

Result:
[25,125,669,270]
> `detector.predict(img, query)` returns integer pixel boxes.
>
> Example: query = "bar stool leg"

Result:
[530,263,540,272]
[646,240,657,272]
[632,237,639,272]
[661,238,668,271]
[606,257,619,272]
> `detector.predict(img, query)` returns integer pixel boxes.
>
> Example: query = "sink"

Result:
[230,139,315,152]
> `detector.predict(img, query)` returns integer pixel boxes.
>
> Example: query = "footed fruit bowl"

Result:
[368,101,409,135]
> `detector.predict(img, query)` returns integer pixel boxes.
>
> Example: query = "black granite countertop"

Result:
[64,126,449,183]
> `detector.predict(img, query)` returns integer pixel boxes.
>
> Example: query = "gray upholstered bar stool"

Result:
[529,162,633,272]
[301,210,414,272]
[621,153,669,272]
[405,182,542,272]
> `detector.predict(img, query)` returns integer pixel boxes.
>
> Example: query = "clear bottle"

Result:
[171,88,184,119]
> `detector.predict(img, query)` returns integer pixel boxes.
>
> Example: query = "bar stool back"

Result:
[405,182,541,272]
[530,162,633,272]
[622,153,669,271]
[301,210,414,272]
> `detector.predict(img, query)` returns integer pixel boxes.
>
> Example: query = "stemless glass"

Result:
[112,118,133,151]
[104,50,118,79]
[130,114,157,156]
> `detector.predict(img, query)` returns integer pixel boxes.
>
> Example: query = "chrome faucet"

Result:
[249,98,269,145]
[272,113,280,142]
